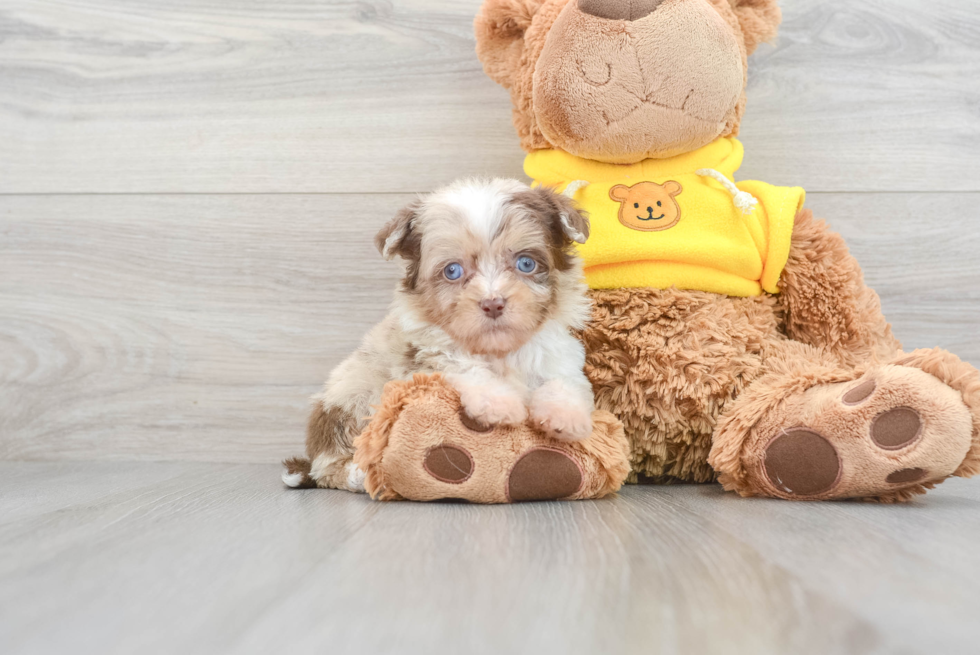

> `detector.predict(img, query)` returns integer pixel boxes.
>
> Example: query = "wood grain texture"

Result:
[2,462,980,655]
[1,192,977,463]
[1,0,978,193]
[739,0,980,192]
[0,193,403,461]
[0,0,525,194]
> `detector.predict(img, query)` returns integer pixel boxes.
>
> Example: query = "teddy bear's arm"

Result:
[775,208,902,367]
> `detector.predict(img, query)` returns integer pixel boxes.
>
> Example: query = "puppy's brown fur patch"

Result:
[306,403,359,457]
[510,186,589,272]
[376,200,424,292]
[281,457,317,488]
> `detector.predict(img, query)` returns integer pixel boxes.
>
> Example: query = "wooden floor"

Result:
[2,0,980,652]
[3,462,980,655]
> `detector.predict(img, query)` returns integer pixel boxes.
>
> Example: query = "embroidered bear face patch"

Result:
[609,181,683,232]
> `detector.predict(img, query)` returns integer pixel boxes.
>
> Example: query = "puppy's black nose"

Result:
[480,297,506,319]
[578,0,664,21]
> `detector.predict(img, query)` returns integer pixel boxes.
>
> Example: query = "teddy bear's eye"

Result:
[657,201,662,207]
[634,203,639,209]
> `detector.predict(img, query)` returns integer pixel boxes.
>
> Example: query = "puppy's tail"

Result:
[281,457,317,489]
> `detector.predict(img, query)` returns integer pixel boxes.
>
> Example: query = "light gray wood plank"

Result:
[657,482,980,655]
[805,192,980,358]
[1,192,978,463]
[739,0,980,192]
[1,462,979,655]
[0,0,978,194]
[0,193,405,462]
[0,0,525,194]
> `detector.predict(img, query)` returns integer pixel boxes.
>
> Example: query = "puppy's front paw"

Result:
[530,400,593,442]
[459,386,528,428]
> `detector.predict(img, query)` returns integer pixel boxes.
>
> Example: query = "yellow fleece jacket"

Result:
[525,137,805,297]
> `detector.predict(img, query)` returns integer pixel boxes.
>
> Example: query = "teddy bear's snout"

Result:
[578,0,664,21]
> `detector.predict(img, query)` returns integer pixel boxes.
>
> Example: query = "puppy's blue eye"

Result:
[443,263,463,280]
[516,256,536,274]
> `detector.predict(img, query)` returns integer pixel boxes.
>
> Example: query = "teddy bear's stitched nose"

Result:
[578,0,664,21]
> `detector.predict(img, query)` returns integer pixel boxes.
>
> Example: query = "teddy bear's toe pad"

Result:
[871,407,922,449]
[885,467,927,484]
[507,448,583,502]
[423,445,474,483]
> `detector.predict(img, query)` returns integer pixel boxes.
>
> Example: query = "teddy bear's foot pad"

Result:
[753,365,973,500]
[763,429,841,496]
[507,448,584,502]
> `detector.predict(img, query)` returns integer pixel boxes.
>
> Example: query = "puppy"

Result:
[283,178,594,491]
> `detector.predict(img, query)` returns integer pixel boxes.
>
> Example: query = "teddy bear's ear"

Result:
[474,0,545,89]
[663,181,683,196]
[730,0,782,55]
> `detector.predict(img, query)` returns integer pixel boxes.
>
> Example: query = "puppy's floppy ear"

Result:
[375,200,422,261]
[512,186,590,247]
[474,0,545,89]
[729,0,782,55]
[554,192,590,245]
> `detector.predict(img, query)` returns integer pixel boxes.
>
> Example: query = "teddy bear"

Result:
[472,0,980,501]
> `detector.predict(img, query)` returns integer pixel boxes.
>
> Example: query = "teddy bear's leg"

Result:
[709,342,980,502]
[776,209,902,367]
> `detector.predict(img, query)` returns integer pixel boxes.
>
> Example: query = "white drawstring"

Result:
[559,180,590,244]
[696,168,758,215]
[562,179,590,199]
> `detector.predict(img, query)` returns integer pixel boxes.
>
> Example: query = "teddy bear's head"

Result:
[475,0,781,164]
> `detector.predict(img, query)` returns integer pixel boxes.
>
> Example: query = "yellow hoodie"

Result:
[525,137,805,297]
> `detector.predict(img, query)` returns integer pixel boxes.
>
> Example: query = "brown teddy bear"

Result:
[474,0,980,501]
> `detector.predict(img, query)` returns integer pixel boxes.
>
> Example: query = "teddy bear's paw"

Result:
[753,364,974,501]
[506,448,584,502]
[530,400,593,442]
[457,385,528,429]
